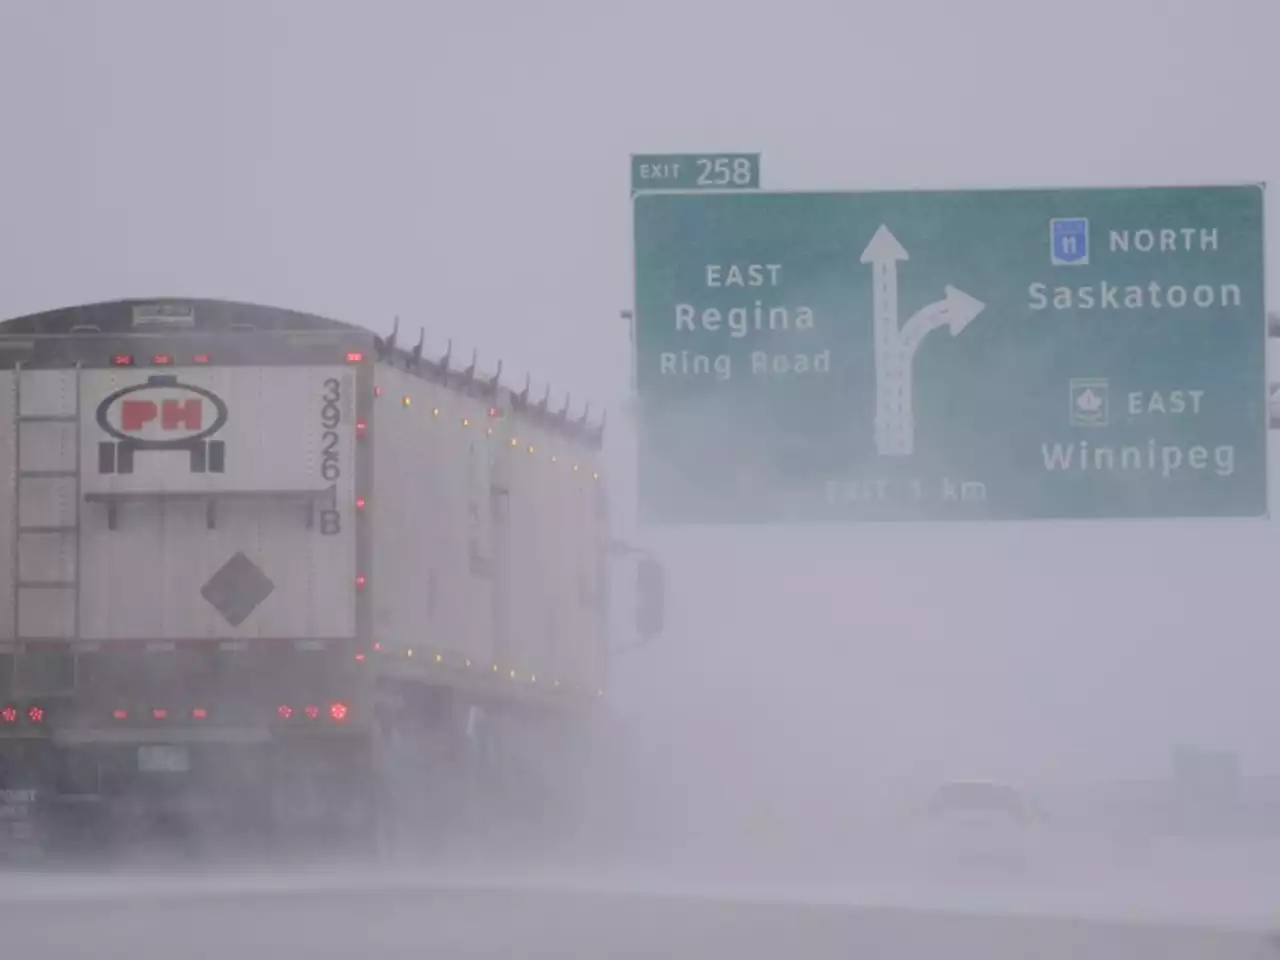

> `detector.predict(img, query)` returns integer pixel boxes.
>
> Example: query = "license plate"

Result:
[137,745,190,773]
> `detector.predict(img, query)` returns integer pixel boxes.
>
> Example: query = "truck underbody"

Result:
[2,664,600,861]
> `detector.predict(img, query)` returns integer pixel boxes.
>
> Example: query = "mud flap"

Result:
[0,787,45,862]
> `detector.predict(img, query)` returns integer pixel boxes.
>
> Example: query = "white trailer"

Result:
[0,298,656,854]
[371,360,609,695]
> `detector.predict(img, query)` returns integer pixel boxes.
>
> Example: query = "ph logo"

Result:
[95,374,229,474]
[1050,218,1090,266]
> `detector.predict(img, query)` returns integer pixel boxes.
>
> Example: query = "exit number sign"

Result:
[631,154,760,193]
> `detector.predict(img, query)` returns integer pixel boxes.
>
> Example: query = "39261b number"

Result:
[320,377,342,483]
[319,377,343,535]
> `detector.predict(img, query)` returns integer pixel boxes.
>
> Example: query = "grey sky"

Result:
[2,0,1278,786]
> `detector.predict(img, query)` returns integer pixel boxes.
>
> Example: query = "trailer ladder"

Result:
[11,362,82,646]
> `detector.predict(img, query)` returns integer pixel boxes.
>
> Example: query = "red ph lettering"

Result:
[120,399,158,431]
[162,398,202,431]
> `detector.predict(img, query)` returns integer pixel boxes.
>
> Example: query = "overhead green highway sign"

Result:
[632,185,1266,523]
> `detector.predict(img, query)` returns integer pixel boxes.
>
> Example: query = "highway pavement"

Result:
[0,863,1276,960]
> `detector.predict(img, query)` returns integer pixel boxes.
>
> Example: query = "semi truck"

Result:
[0,298,662,857]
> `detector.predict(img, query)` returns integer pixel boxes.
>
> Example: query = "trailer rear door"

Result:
[73,359,364,642]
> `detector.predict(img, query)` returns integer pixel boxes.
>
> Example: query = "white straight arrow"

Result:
[861,224,909,333]
[860,225,910,457]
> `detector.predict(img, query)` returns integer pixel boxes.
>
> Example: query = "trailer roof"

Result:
[0,297,349,336]
[0,298,605,448]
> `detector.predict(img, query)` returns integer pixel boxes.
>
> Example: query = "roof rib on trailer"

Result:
[0,298,605,448]
[0,297,350,336]
[372,317,605,449]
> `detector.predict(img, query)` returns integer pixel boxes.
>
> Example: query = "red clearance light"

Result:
[152,353,173,365]
[277,704,293,720]
[26,705,44,724]
[355,574,366,590]
[329,702,349,722]
[355,419,367,437]
[346,351,364,363]
[305,705,320,720]
[355,496,366,510]
[0,706,17,724]
[373,386,383,398]
[151,708,168,720]
[112,709,129,721]
[112,354,134,367]
[191,708,208,720]
[373,641,382,652]
[192,354,211,364]
[354,652,366,663]
[488,406,501,418]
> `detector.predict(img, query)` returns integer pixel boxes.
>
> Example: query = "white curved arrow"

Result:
[891,286,985,456]
[899,285,985,358]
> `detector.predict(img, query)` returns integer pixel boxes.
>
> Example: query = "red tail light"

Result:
[305,705,320,720]
[112,354,134,367]
[26,706,44,724]
[151,708,168,720]
[192,354,211,364]
[277,704,293,720]
[329,702,349,722]
[346,351,364,363]
[191,708,208,720]
[152,353,173,365]
[1,706,17,724]
[112,709,129,721]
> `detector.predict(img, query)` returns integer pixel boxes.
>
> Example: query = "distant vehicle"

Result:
[914,779,1048,872]
[0,298,664,857]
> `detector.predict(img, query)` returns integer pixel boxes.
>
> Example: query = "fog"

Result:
[2,0,1280,950]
